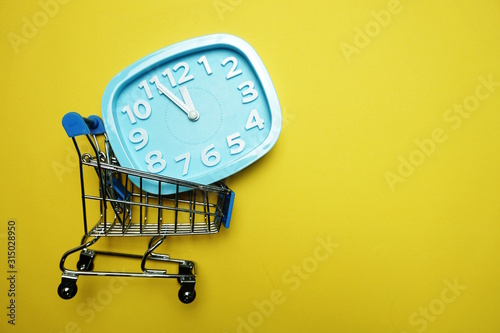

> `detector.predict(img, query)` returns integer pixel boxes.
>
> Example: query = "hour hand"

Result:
[179,86,199,121]
[150,76,199,121]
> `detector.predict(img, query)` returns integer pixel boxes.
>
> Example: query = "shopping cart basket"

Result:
[57,112,235,303]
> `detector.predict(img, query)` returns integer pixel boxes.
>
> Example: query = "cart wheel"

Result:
[58,281,78,300]
[178,287,196,304]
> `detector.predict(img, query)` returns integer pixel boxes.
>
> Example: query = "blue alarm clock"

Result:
[101,34,282,194]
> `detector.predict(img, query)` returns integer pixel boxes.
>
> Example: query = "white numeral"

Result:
[174,152,191,176]
[245,109,264,130]
[121,105,136,124]
[201,144,221,167]
[138,80,153,99]
[226,132,245,154]
[133,100,152,119]
[162,62,194,87]
[121,100,152,124]
[198,55,212,75]
[221,56,242,79]
[238,81,258,103]
[145,150,166,173]
[129,128,148,151]
[162,68,177,87]
[150,75,171,96]
[173,62,194,85]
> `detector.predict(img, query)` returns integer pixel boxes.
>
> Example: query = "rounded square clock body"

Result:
[101,34,282,194]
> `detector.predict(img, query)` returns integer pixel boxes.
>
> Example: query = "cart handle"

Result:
[62,112,105,137]
[221,190,235,228]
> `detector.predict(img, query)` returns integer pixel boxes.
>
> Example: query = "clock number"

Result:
[121,100,152,124]
[174,152,191,176]
[221,56,242,79]
[162,68,177,87]
[201,144,221,167]
[150,75,169,95]
[138,80,153,99]
[134,100,152,119]
[163,62,194,87]
[121,105,136,124]
[226,132,245,155]
[174,62,194,85]
[245,109,265,130]
[198,55,212,75]
[238,81,259,103]
[145,150,166,173]
[128,128,148,151]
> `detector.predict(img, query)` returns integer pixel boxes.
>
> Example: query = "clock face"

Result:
[101,34,282,194]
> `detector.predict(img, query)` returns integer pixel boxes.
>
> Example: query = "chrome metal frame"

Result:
[57,116,234,304]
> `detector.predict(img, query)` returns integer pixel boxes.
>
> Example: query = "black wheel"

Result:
[178,287,196,304]
[58,281,78,300]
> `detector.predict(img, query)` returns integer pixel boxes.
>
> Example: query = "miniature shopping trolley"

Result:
[57,112,235,304]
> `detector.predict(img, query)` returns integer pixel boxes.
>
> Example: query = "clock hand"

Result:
[150,76,199,121]
[179,86,199,121]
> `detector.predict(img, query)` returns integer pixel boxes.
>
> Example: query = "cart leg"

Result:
[141,235,167,273]
[178,261,195,280]
[77,249,95,271]
[178,261,196,304]
[57,275,78,300]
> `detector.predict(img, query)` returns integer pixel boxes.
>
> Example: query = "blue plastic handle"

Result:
[62,112,106,137]
[221,191,235,228]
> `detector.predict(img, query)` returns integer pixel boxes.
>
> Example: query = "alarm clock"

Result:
[101,34,282,194]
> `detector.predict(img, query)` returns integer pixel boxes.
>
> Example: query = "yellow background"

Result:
[1,0,500,332]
